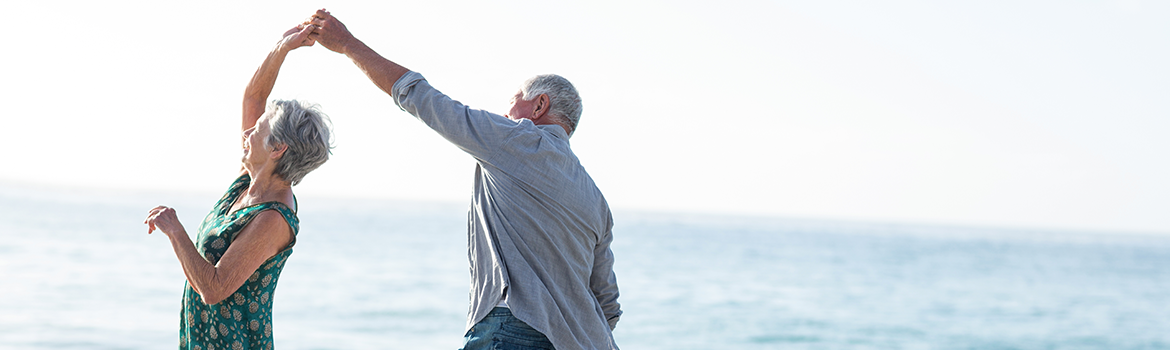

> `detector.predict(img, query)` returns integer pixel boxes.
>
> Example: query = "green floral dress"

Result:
[179,174,298,350]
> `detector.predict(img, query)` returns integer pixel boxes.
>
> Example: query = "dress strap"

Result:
[227,201,300,251]
[214,174,252,215]
[254,201,300,251]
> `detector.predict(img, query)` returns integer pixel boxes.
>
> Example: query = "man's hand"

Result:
[300,8,410,98]
[279,23,316,52]
[305,9,354,54]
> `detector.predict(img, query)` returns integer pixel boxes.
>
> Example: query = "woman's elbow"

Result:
[199,288,230,305]
[201,295,225,306]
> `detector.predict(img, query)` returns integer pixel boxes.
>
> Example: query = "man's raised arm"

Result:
[303,9,521,160]
[307,9,409,98]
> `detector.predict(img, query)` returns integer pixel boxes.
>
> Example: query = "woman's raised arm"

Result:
[241,24,316,144]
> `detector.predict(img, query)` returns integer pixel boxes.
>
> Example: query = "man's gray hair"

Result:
[264,99,334,186]
[520,74,583,136]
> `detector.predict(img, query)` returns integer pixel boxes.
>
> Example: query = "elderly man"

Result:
[306,9,621,350]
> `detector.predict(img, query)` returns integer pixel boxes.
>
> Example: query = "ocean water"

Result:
[1,183,1168,349]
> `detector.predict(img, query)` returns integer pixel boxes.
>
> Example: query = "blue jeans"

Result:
[461,307,555,350]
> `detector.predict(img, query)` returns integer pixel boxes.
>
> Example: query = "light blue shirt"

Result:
[392,72,621,350]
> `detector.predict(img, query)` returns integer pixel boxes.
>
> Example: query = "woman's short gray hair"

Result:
[263,99,334,186]
[520,74,583,136]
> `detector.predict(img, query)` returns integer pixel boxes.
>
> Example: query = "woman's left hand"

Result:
[145,206,186,237]
[279,23,316,52]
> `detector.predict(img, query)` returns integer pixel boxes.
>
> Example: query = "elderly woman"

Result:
[144,23,331,350]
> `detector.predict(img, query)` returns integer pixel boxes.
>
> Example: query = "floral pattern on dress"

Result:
[178,174,298,350]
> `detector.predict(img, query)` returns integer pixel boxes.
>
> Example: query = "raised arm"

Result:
[306,10,518,160]
[242,24,316,142]
[306,9,409,98]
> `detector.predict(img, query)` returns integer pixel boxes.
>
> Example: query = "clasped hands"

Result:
[277,9,353,54]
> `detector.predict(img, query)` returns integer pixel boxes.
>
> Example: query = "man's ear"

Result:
[533,94,551,120]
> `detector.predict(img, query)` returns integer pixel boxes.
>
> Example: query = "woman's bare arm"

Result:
[240,24,317,172]
[146,206,291,304]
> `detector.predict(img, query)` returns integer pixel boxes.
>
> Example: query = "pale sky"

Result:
[4,1,1168,233]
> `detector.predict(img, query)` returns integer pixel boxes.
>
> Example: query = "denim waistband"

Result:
[486,306,513,318]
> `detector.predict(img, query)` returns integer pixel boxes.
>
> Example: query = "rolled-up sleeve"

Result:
[390,71,426,102]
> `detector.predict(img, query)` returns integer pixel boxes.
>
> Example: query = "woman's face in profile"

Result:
[241,112,276,169]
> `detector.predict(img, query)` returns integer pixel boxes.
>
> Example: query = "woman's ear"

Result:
[270,144,289,160]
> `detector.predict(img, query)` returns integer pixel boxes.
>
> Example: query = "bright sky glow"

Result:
[4,1,1168,233]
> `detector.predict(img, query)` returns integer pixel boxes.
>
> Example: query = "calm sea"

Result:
[1,182,1168,349]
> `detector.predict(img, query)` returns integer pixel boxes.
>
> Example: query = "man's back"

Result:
[391,72,621,350]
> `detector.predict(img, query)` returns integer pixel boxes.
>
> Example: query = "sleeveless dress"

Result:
[178,174,298,350]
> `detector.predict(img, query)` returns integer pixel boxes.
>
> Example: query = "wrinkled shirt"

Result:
[391,72,621,350]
